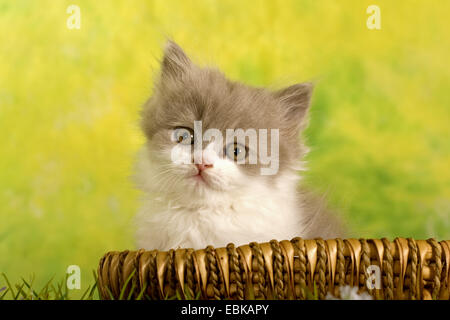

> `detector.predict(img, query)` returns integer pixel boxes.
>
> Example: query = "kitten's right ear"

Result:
[160,40,192,79]
[274,82,314,132]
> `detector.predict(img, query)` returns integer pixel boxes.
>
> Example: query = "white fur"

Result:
[133,142,308,251]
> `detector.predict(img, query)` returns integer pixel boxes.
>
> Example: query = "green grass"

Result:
[0,272,319,300]
[0,272,99,300]
[0,0,449,298]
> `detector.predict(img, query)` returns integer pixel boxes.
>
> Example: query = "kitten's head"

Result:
[139,41,313,205]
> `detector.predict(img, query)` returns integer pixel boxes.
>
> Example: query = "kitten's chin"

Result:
[162,173,237,208]
[187,173,228,193]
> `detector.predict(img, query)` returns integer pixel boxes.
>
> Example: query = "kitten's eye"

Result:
[225,143,247,162]
[172,127,194,145]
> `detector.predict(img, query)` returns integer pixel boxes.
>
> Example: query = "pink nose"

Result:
[195,163,213,171]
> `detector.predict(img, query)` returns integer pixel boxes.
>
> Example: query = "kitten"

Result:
[134,41,344,251]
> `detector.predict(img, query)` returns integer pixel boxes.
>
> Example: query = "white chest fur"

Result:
[134,166,306,250]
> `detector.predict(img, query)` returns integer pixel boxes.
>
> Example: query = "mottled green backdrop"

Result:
[0,0,448,295]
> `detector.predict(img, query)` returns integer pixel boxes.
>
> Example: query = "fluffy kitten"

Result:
[134,41,343,251]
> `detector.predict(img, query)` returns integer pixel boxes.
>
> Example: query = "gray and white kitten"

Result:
[134,41,344,251]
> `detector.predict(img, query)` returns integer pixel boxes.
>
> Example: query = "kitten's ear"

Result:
[275,82,314,130]
[160,40,192,79]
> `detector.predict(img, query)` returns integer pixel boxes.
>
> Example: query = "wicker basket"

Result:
[97,238,450,300]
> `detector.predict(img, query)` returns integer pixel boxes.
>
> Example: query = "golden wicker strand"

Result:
[336,238,346,288]
[250,242,266,299]
[427,238,442,299]
[166,249,176,298]
[205,246,222,299]
[97,254,107,299]
[238,248,248,296]
[133,249,145,299]
[441,241,449,297]
[184,249,196,299]
[270,240,285,299]
[407,238,418,300]
[315,239,328,299]
[148,252,160,300]
[226,243,245,300]
[360,239,372,296]
[117,250,129,297]
[382,238,394,300]
[291,237,307,299]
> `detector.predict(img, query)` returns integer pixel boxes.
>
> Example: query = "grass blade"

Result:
[1,273,15,298]
[0,287,10,300]
[88,281,98,300]
[136,283,147,300]
[105,285,115,300]
[118,270,136,300]
[92,270,102,300]
[126,282,136,300]
[37,275,55,300]
[14,283,26,300]
[80,285,91,300]
[21,277,39,299]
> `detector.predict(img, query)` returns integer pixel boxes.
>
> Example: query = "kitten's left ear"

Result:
[274,82,314,129]
[161,40,192,80]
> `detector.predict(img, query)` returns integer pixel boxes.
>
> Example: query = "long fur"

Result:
[134,41,344,251]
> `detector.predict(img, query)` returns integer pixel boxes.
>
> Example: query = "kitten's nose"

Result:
[195,163,213,171]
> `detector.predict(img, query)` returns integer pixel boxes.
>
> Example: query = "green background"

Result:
[0,0,449,295]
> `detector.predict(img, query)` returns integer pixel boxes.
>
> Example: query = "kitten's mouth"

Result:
[188,170,228,192]
[192,170,220,190]
[189,168,224,190]
[192,172,208,185]
[194,173,205,182]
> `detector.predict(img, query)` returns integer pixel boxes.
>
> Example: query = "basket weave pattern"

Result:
[97,238,450,300]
